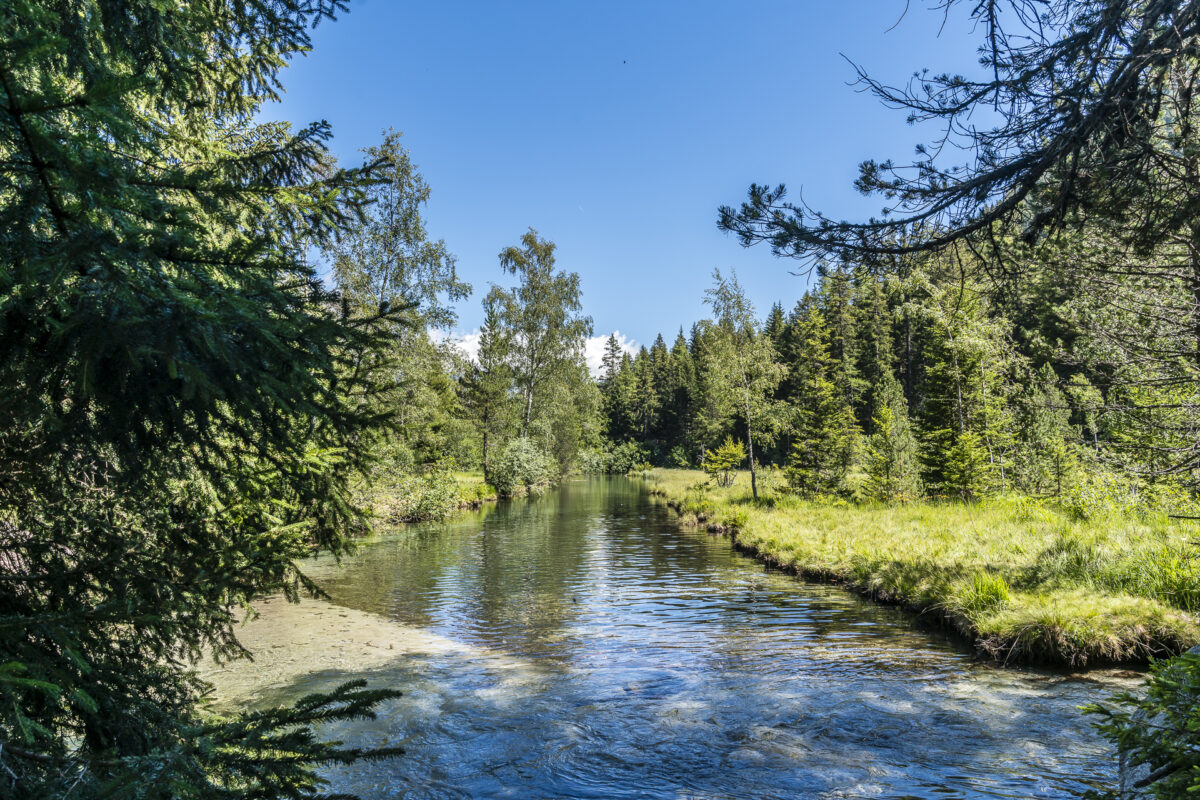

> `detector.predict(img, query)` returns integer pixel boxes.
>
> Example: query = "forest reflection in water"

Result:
[206,478,1139,800]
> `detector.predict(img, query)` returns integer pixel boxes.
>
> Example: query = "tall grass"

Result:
[645,469,1200,666]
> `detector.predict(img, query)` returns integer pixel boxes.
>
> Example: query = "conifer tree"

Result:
[764,302,787,345]
[600,333,625,388]
[631,346,661,440]
[863,371,921,502]
[784,298,860,496]
[1067,373,1105,451]
[0,3,403,796]
[462,289,516,483]
[939,431,991,502]
[1015,363,1076,496]
[913,272,1016,500]
[819,263,865,413]
[854,271,897,431]
[665,330,699,462]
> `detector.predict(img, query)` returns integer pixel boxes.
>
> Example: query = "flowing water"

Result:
[207,477,1139,799]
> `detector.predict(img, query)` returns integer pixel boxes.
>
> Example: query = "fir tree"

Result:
[784,299,860,496]
[764,301,787,345]
[461,289,516,484]
[1015,363,1076,496]
[600,333,625,388]
[665,330,699,461]
[818,262,865,413]
[854,271,897,432]
[0,3,403,796]
[912,271,1016,499]
[863,371,921,502]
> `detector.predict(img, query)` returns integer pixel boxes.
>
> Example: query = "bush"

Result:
[668,445,692,468]
[702,437,745,487]
[608,440,650,474]
[491,438,555,497]
[580,440,650,474]
[575,447,607,474]
[396,468,461,522]
[1085,651,1200,799]
[368,465,469,523]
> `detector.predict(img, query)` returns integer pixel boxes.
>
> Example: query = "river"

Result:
[204,477,1138,799]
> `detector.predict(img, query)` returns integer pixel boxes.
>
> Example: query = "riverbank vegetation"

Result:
[646,469,1200,666]
[7,0,1200,797]
[707,2,1200,794]
[323,137,598,514]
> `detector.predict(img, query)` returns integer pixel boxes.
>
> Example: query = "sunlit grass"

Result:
[363,470,498,524]
[645,468,1200,666]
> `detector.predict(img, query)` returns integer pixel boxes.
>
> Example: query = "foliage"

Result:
[647,470,1200,666]
[494,229,594,440]
[703,437,746,488]
[718,1,1200,262]
[1014,363,1077,496]
[490,438,556,498]
[937,432,991,503]
[327,128,468,328]
[581,440,650,475]
[365,467,492,523]
[702,270,787,500]
[0,1,403,797]
[910,271,1015,499]
[863,372,921,502]
[1085,652,1200,800]
[461,288,517,483]
[783,298,860,497]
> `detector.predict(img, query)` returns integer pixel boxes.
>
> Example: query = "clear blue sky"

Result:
[267,1,981,350]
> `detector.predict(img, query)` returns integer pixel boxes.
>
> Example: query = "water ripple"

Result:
[239,478,1134,799]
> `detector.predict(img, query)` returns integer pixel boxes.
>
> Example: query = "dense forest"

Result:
[598,247,1199,513]
[4,1,1200,799]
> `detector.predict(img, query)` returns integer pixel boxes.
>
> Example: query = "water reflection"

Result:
[229,478,1133,799]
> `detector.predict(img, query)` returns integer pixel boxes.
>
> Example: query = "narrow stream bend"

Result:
[208,477,1135,799]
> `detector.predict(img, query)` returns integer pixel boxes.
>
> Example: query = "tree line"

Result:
[600,248,1198,512]
[322,133,601,500]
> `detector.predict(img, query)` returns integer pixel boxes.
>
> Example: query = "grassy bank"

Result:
[646,469,1200,667]
[365,470,498,525]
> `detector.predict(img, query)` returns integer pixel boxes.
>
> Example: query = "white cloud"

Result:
[436,329,637,378]
[585,331,637,377]
[433,328,481,363]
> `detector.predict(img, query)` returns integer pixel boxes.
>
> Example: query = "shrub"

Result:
[575,447,607,474]
[668,445,692,468]
[397,468,461,522]
[1085,651,1200,799]
[702,437,745,487]
[608,440,650,474]
[370,466,465,523]
[579,440,649,474]
[491,438,555,497]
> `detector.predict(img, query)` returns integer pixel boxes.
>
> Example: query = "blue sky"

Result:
[268,1,982,355]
